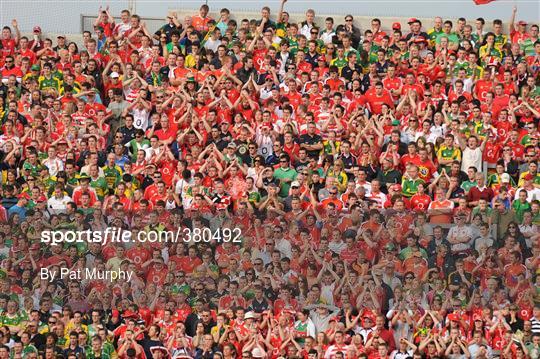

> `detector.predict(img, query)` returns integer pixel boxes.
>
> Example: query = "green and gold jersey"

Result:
[38,75,63,94]
[90,176,109,200]
[437,145,461,162]
[0,311,27,328]
[402,178,425,198]
[102,165,123,190]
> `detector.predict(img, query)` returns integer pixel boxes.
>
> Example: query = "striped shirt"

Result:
[531,315,540,334]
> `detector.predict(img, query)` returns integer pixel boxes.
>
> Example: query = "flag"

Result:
[473,0,495,4]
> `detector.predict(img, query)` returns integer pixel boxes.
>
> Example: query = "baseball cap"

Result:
[252,348,264,358]
[78,174,91,182]
[150,347,168,355]
[385,243,396,251]
[501,173,511,183]
[110,72,120,78]
[122,310,138,318]
[390,183,402,192]
[227,142,237,149]
[407,18,419,24]
[414,36,427,43]
[517,20,527,26]
[57,35,66,39]
[33,26,42,33]
[392,22,401,30]
[291,181,300,188]
[318,55,326,62]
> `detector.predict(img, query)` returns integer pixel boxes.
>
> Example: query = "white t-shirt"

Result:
[132,108,150,130]
[461,146,483,172]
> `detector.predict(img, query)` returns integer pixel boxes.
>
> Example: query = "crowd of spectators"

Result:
[0,1,539,358]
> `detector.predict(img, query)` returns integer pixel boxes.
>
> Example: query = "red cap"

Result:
[407,18,419,24]
[486,56,499,67]
[448,313,460,321]
[390,184,402,192]
[362,312,377,325]
[261,122,272,129]
[216,203,227,210]
[112,310,120,318]
[414,36,427,43]
[473,314,483,322]
[392,22,401,30]
[122,310,138,318]
[517,20,527,26]
[318,55,326,62]
[524,173,534,181]
[33,26,42,33]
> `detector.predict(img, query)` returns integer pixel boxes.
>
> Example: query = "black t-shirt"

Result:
[139,337,164,359]
[155,24,181,42]
[248,297,270,313]
[505,315,524,332]
[299,133,322,158]
[117,125,137,144]
[293,159,309,172]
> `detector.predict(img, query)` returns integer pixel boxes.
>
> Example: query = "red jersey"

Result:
[474,80,493,101]
[483,142,502,164]
[365,89,394,114]
[410,193,432,212]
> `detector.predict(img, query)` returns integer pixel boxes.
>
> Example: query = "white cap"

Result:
[252,348,264,358]
[244,311,256,320]
[110,72,120,78]
[291,181,300,188]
